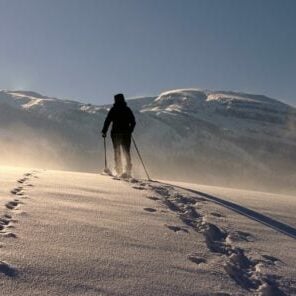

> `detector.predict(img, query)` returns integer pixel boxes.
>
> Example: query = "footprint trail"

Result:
[125,178,288,295]
[0,170,40,277]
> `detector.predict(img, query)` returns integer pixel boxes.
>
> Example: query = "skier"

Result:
[101,93,136,178]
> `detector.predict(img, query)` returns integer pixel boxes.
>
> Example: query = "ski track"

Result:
[124,178,288,296]
[0,170,39,277]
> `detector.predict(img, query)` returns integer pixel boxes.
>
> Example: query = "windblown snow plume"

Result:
[0,89,295,193]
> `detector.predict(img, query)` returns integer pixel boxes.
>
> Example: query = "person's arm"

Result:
[101,108,113,137]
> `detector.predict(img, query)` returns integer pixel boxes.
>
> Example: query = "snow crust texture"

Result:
[0,167,295,295]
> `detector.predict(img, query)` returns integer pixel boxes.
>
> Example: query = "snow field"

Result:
[1,167,295,295]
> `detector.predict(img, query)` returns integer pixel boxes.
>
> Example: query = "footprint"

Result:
[224,261,255,290]
[0,261,18,277]
[187,254,206,265]
[3,232,17,238]
[132,186,146,190]
[223,248,282,293]
[143,208,157,213]
[226,231,253,243]
[261,255,281,265]
[153,186,170,198]
[0,218,10,225]
[17,178,28,184]
[210,212,225,218]
[10,187,23,195]
[5,201,19,210]
[179,215,198,228]
[146,196,160,201]
[184,206,200,219]
[174,194,197,205]
[163,200,181,212]
[203,223,226,241]
[129,178,139,184]
[166,225,189,233]
[203,223,228,253]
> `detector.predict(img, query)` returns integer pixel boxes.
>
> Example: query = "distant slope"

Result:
[0,89,295,193]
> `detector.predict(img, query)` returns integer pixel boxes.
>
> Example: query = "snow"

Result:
[1,166,295,295]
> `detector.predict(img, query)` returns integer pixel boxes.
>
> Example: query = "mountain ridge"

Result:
[0,88,295,193]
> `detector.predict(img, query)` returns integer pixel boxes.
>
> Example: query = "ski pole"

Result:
[132,136,151,181]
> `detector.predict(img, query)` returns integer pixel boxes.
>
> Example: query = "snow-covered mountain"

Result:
[0,89,295,193]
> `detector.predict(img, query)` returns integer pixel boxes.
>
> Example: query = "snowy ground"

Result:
[0,166,295,295]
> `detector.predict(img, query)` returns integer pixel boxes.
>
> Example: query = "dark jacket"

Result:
[102,101,136,135]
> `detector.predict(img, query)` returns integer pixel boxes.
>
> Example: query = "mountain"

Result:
[0,89,295,193]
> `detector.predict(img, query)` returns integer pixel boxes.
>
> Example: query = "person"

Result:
[101,93,136,178]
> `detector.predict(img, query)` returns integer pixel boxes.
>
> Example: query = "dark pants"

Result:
[111,133,132,175]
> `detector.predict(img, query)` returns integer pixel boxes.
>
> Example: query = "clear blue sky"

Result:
[0,0,295,105]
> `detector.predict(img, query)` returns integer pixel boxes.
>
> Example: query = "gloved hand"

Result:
[102,132,106,138]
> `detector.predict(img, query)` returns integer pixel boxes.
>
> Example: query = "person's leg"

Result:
[111,134,122,175]
[122,134,132,175]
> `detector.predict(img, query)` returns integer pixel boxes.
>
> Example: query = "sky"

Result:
[0,0,295,106]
